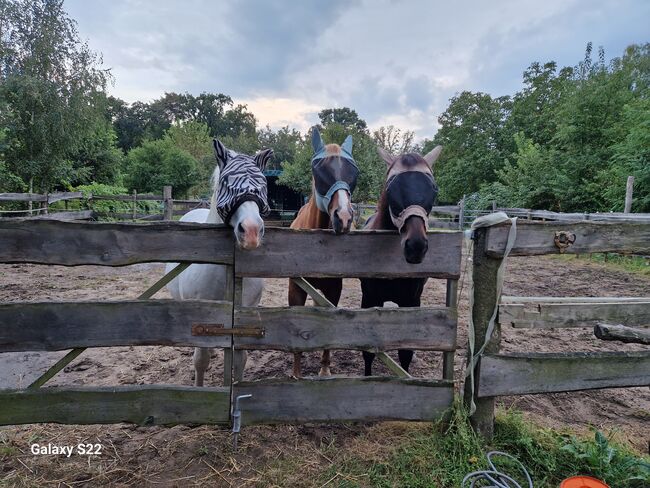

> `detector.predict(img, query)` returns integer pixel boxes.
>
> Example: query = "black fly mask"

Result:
[386,169,438,231]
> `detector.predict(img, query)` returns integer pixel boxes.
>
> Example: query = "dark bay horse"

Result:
[360,145,443,376]
[288,127,358,377]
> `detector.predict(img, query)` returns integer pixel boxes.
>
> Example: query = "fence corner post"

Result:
[463,226,502,440]
[163,186,173,220]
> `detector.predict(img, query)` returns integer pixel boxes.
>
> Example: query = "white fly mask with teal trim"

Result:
[310,128,359,213]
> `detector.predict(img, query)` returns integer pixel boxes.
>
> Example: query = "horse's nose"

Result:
[404,237,428,264]
[333,208,353,234]
[238,218,263,249]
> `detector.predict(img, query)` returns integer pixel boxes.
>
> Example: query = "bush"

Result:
[124,139,199,197]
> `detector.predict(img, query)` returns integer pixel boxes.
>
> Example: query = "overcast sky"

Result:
[65,0,649,139]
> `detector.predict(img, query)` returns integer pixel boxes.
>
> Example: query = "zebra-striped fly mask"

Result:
[213,139,272,224]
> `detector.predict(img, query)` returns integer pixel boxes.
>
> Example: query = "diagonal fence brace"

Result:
[28,262,191,389]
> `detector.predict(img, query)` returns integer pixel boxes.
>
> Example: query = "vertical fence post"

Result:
[458,195,466,230]
[163,186,173,220]
[624,175,634,213]
[443,279,458,380]
[464,227,502,439]
[132,189,137,221]
[223,264,234,387]
[232,277,247,383]
[491,201,497,213]
[43,193,49,215]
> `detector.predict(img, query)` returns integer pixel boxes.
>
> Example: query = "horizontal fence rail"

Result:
[234,377,454,424]
[477,351,650,397]
[234,306,457,352]
[0,386,231,426]
[0,221,461,278]
[486,221,650,256]
[499,298,650,329]
[0,220,235,266]
[0,300,233,352]
[234,228,462,279]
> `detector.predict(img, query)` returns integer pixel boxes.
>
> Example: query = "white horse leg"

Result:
[193,347,211,387]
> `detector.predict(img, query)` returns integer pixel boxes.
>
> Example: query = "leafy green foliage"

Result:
[560,430,650,486]
[302,406,650,488]
[124,139,199,197]
[0,0,114,192]
[68,182,158,214]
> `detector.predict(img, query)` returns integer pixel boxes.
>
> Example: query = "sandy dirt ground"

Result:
[0,254,648,485]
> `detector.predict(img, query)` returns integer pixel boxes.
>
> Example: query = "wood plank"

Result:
[430,205,461,216]
[594,323,650,345]
[0,386,230,426]
[0,220,235,266]
[28,210,95,221]
[477,351,650,397]
[428,220,459,230]
[501,296,650,303]
[487,221,650,256]
[0,299,232,352]
[234,306,456,352]
[91,194,163,201]
[47,192,84,204]
[236,228,462,278]
[500,301,650,328]
[234,377,454,424]
[94,212,162,220]
[0,193,47,202]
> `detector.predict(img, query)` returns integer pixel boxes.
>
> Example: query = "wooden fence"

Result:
[0,220,462,426]
[465,220,650,438]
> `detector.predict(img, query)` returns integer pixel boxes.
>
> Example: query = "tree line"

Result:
[1,0,648,211]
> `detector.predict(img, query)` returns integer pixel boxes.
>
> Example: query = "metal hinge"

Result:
[191,323,265,338]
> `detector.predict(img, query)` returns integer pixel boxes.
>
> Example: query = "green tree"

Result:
[426,91,512,203]
[0,0,113,192]
[373,125,415,154]
[124,138,199,197]
[318,107,368,132]
[257,125,302,171]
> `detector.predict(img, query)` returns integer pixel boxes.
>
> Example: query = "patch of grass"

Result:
[553,252,650,276]
[260,402,650,487]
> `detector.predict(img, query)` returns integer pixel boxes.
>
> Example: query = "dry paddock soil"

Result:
[0,254,649,486]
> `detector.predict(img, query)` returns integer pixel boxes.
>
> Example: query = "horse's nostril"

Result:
[238,222,245,234]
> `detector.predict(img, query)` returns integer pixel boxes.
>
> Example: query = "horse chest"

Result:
[360,277,427,307]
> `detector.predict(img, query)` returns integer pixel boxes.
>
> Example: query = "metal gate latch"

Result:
[554,231,576,253]
[232,394,252,450]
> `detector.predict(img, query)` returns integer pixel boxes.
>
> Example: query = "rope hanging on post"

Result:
[466,212,518,415]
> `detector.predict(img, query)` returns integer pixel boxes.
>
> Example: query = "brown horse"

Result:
[288,127,358,377]
[360,145,443,375]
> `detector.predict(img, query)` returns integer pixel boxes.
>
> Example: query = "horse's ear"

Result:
[311,127,325,154]
[213,139,229,168]
[341,135,353,155]
[377,147,394,166]
[423,145,443,168]
[254,148,273,171]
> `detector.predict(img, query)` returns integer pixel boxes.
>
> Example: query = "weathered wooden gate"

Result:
[465,220,650,437]
[0,220,462,427]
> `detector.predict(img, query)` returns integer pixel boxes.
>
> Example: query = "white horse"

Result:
[166,139,272,386]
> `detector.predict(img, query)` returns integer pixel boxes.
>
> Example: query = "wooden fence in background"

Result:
[466,220,650,438]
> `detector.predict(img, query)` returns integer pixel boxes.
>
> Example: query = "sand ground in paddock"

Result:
[0,254,648,485]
